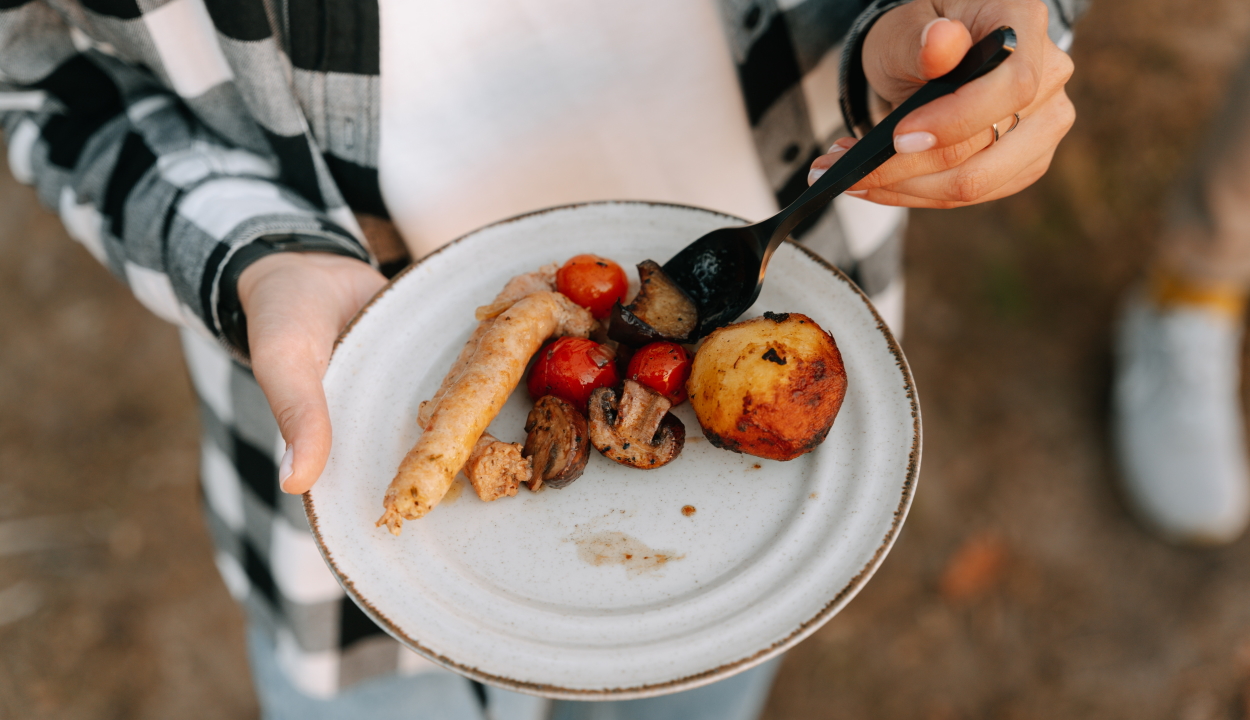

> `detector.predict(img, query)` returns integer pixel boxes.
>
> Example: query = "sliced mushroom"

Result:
[588,379,686,469]
[608,260,698,347]
[522,395,591,491]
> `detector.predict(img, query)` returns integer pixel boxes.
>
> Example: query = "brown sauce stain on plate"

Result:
[573,531,684,576]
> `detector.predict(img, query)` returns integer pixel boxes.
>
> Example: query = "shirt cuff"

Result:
[216,234,372,357]
[839,0,917,138]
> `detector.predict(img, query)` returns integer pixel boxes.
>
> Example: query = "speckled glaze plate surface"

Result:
[306,201,920,700]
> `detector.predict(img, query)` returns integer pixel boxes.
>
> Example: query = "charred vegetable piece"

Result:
[608,260,698,347]
[588,379,685,469]
[522,396,591,491]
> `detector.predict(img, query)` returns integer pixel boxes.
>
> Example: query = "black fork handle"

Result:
[760,26,1018,256]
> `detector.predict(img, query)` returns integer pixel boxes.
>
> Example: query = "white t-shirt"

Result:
[377,0,778,259]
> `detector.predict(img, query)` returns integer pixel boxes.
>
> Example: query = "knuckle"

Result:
[940,141,971,169]
[1036,152,1057,176]
[1014,0,1050,31]
[999,0,1050,32]
[1018,159,1053,192]
[1057,95,1077,130]
[274,404,304,435]
[1013,62,1042,108]
[952,168,993,203]
[1055,50,1075,82]
[275,398,326,435]
[1028,0,1049,24]
[860,167,887,189]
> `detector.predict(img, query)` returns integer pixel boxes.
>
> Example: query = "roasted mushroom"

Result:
[588,379,685,469]
[522,395,591,491]
[608,260,698,346]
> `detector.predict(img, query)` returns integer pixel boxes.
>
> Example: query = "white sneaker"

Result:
[1113,292,1250,545]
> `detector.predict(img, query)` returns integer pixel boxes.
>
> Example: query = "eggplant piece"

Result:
[523,395,591,490]
[588,380,685,469]
[607,260,698,347]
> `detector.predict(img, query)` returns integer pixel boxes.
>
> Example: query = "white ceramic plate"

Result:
[306,201,920,700]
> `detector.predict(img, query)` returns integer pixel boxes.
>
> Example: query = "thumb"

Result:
[239,253,387,496]
[252,337,334,495]
[917,17,973,79]
[865,4,972,100]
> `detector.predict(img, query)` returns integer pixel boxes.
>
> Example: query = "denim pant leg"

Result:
[249,623,777,720]
[1157,49,1250,287]
[247,625,492,720]
[548,657,782,720]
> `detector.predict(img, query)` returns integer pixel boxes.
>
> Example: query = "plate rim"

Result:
[303,199,922,699]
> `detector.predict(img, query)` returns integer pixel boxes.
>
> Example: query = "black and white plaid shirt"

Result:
[0,0,1081,701]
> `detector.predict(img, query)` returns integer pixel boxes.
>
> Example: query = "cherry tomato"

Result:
[556,254,627,319]
[528,337,620,411]
[626,341,691,406]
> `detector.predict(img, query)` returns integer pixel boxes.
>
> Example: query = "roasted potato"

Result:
[687,312,846,461]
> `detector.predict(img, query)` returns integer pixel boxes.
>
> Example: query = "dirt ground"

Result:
[4,0,1250,718]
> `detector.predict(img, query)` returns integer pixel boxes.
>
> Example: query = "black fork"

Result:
[663,26,1017,338]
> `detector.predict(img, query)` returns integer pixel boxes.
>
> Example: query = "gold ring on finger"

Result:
[988,112,1022,148]
[1004,112,1022,135]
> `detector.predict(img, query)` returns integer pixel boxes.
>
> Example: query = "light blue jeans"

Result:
[248,626,782,720]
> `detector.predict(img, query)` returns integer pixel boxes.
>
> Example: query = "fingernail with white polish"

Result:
[826,143,849,155]
[845,190,869,198]
[279,444,295,491]
[807,167,826,185]
[895,132,937,154]
[921,18,950,48]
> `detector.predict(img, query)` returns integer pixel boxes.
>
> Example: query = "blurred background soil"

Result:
[4,0,1250,717]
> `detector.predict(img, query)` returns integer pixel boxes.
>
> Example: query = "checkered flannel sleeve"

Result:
[0,0,370,353]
